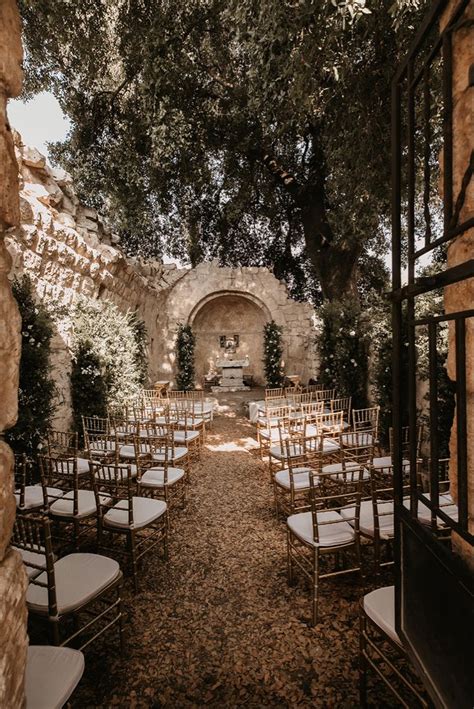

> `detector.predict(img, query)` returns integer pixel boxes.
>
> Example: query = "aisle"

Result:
[73,403,365,708]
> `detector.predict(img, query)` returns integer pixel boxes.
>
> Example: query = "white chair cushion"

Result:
[363,586,401,646]
[74,457,90,475]
[88,439,116,455]
[287,510,355,547]
[260,429,285,442]
[403,494,458,524]
[307,437,340,454]
[341,499,394,539]
[140,467,185,487]
[322,461,369,481]
[270,443,304,460]
[49,490,111,519]
[27,553,121,614]
[11,547,53,580]
[118,445,135,459]
[94,464,137,481]
[25,646,85,709]
[104,497,167,529]
[274,467,312,490]
[176,417,204,427]
[372,456,410,472]
[342,432,375,447]
[15,486,63,510]
[173,430,200,443]
[153,447,188,462]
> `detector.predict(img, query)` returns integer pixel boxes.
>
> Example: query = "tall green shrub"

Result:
[263,321,284,388]
[175,324,195,391]
[7,275,56,459]
[318,299,369,410]
[129,311,149,386]
[70,341,108,439]
[72,297,144,409]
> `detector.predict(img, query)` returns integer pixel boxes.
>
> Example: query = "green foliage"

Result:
[129,311,149,386]
[263,321,284,388]
[70,340,108,440]
[318,299,369,410]
[175,324,195,391]
[19,0,427,301]
[72,298,145,410]
[7,276,56,459]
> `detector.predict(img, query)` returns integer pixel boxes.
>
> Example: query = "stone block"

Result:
[0,548,28,707]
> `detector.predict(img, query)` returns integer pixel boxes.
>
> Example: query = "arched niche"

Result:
[189,291,270,385]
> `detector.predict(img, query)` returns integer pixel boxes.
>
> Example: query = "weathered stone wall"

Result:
[0,1,28,705]
[154,261,318,386]
[442,0,474,568]
[6,138,183,424]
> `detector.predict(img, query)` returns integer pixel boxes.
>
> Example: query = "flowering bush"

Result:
[71,297,147,411]
[6,275,56,459]
[318,298,369,410]
[70,340,108,440]
[175,324,195,390]
[263,321,284,387]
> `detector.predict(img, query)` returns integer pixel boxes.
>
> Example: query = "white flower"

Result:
[350,330,356,336]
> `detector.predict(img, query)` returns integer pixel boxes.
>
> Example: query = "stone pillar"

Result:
[442,0,474,569]
[0,0,29,706]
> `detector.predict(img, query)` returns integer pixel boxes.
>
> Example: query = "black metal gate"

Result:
[391,0,474,706]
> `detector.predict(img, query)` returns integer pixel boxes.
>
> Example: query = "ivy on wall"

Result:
[175,324,195,391]
[263,320,284,388]
[6,275,56,459]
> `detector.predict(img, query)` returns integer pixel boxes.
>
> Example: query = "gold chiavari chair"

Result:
[169,399,203,459]
[352,406,380,447]
[322,433,374,492]
[287,464,363,625]
[257,404,291,459]
[14,453,53,513]
[330,396,352,429]
[47,429,90,477]
[91,461,168,591]
[409,458,458,540]
[268,415,308,478]
[146,421,190,482]
[137,435,187,512]
[13,514,123,650]
[304,383,326,393]
[299,400,324,427]
[273,433,325,517]
[313,388,336,403]
[265,387,284,401]
[82,415,109,438]
[314,410,345,437]
[359,585,428,707]
[39,455,108,551]
[84,431,118,463]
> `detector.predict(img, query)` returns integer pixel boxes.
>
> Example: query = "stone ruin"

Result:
[5,133,318,427]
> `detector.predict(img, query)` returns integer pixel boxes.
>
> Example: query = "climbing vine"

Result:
[263,321,284,388]
[176,324,195,391]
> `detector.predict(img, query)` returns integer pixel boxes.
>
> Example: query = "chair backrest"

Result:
[11,514,57,615]
[330,397,352,420]
[146,422,175,455]
[265,387,284,400]
[299,400,324,423]
[84,431,118,462]
[82,415,110,438]
[91,462,135,526]
[14,453,34,510]
[314,410,344,435]
[39,455,80,512]
[111,418,139,439]
[168,390,187,400]
[389,424,424,458]
[352,406,380,435]
[313,388,336,402]
[47,430,78,458]
[186,390,204,402]
[337,434,374,473]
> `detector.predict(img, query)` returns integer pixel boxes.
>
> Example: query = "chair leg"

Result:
[287,529,294,585]
[128,531,138,591]
[118,591,125,656]
[311,548,319,627]
[164,513,170,561]
[359,610,368,707]
[50,618,61,646]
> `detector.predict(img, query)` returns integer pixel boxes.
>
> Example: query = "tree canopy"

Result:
[19,0,426,302]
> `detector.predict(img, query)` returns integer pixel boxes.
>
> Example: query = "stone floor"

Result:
[71,392,397,708]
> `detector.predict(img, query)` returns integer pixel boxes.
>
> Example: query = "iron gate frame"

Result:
[391,0,474,706]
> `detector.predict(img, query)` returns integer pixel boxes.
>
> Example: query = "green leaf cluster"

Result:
[175,324,195,391]
[6,275,56,459]
[263,321,284,388]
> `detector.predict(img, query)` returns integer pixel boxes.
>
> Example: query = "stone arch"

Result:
[189,290,271,385]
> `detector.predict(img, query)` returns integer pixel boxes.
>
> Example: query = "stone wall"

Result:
[6,137,183,424]
[442,0,474,568]
[154,261,318,386]
[0,0,28,705]
[6,150,318,406]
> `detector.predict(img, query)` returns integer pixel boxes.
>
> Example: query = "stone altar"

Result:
[214,356,249,391]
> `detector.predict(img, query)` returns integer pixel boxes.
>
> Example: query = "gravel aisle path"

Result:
[73,400,379,708]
